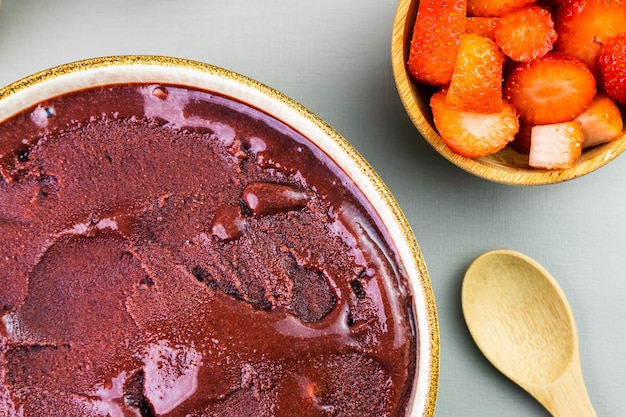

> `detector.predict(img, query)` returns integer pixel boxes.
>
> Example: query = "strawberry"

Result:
[504,53,596,125]
[574,92,624,148]
[529,121,584,169]
[466,17,499,40]
[554,0,626,73]
[596,33,626,106]
[430,89,519,158]
[510,121,533,154]
[446,34,505,113]
[407,0,466,85]
[467,0,537,17]
[493,6,557,62]
[534,0,559,14]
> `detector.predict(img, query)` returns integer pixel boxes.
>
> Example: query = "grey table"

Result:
[1,1,624,415]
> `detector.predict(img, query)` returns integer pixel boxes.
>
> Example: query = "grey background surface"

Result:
[1,1,624,415]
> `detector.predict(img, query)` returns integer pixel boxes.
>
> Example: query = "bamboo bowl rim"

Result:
[391,0,626,186]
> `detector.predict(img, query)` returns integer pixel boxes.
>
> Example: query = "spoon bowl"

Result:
[462,249,596,417]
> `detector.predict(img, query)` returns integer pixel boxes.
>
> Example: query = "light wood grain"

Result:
[462,250,596,416]
[391,0,626,185]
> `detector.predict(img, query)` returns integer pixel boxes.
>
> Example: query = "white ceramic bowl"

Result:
[0,56,439,416]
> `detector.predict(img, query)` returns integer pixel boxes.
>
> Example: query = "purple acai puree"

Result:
[0,84,416,416]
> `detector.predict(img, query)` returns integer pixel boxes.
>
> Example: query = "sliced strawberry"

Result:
[529,121,584,169]
[574,92,625,148]
[554,0,626,73]
[596,33,626,106]
[493,6,557,62]
[446,34,505,113]
[510,121,533,154]
[504,53,596,125]
[467,0,536,17]
[407,0,467,85]
[430,89,519,158]
[534,0,559,14]
[466,17,499,40]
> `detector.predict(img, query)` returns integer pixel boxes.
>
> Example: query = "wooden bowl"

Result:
[391,0,626,185]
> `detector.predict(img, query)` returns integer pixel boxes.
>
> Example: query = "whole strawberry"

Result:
[596,33,626,106]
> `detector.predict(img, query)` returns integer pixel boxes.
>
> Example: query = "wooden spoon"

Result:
[462,249,596,416]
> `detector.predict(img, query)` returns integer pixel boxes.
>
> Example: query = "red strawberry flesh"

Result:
[504,53,596,125]
[431,90,519,158]
[494,6,557,62]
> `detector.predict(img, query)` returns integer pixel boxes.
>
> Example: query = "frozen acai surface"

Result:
[0,83,416,416]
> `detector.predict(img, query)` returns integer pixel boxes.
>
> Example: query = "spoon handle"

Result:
[534,361,596,417]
